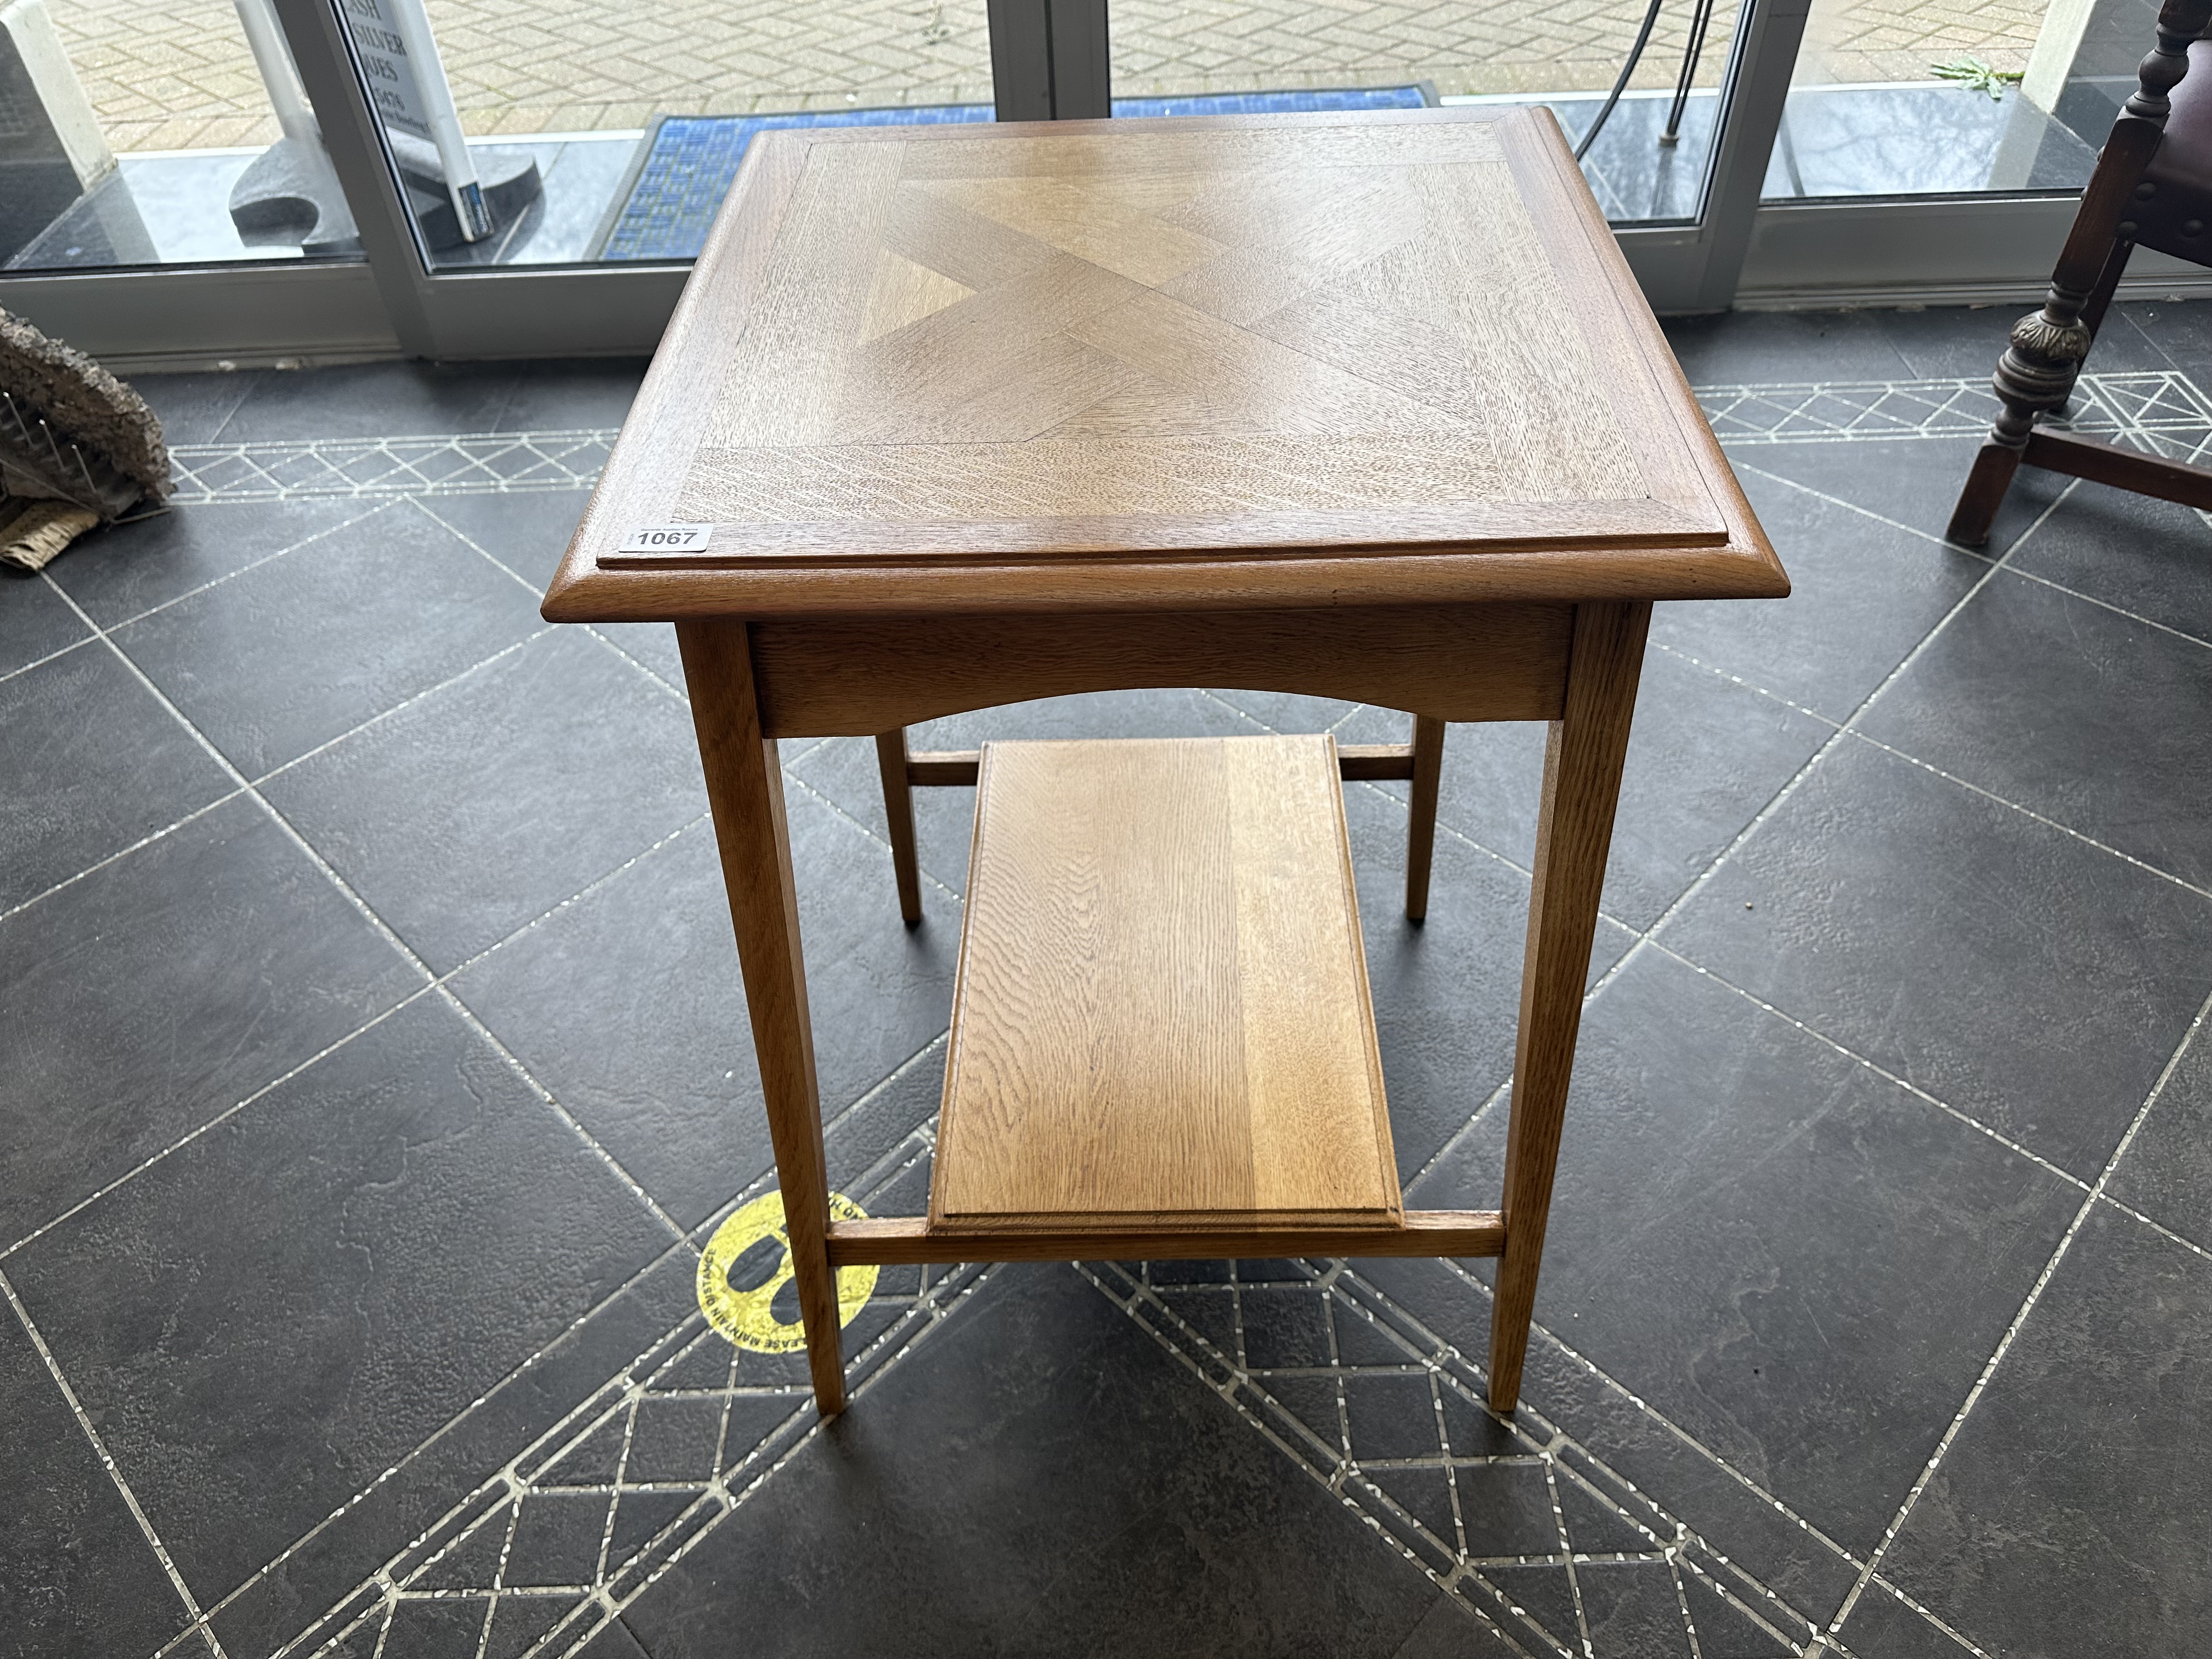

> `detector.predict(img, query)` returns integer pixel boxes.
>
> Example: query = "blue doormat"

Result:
[595,86,1434,262]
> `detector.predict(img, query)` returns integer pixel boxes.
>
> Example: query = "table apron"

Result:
[732,601,1576,737]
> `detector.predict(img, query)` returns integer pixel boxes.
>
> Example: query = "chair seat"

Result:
[2136,39,2212,262]
[929,734,1402,1235]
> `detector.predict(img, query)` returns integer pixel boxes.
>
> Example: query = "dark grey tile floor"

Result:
[4,309,2210,1659]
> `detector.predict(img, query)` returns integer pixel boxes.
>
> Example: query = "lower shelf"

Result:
[931,733,1405,1234]
[825,1211,1505,1267]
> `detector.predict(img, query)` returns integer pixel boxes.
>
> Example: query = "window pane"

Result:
[345,0,992,268]
[3,0,360,271]
[1760,0,2126,199]
[1109,0,1751,224]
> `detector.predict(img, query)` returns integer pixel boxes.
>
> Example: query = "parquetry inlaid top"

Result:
[545,108,1786,620]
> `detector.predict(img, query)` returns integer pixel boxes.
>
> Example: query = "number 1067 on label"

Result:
[619,524,715,553]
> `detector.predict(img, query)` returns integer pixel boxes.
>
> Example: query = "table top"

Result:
[545,107,1786,623]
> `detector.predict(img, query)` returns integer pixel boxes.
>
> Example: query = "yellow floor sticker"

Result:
[696,1189,880,1353]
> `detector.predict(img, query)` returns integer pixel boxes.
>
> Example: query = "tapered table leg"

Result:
[875,728,924,926]
[1488,601,1649,1411]
[1405,714,1446,922]
[678,619,848,1417]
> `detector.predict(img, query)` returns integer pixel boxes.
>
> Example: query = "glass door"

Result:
[0,0,392,359]
[1111,0,1751,223]
[1739,0,2212,300]
[22,0,2152,364]
[265,0,1810,351]
[256,0,1012,356]
[332,0,997,272]
[3,0,358,270]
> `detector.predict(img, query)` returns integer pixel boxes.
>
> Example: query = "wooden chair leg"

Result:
[1949,236,2140,546]
[1948,0,2207,545]
[1488,602,1650,1413]
[875,729,924,926]
[2080,235,2135,343]
[1946,441,2027,548]
[679,619,848,1418]
[1404,714,1446,922]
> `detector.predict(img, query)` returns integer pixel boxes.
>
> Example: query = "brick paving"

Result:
[54,0,2050,154]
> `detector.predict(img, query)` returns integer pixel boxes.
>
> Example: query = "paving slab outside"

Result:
[58,0,2051,154]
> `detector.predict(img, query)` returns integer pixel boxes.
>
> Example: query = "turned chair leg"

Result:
[1950,237,2137,546]
[875,729,924,926]
[1949,0,2205,544]
[1405,714,1446,922]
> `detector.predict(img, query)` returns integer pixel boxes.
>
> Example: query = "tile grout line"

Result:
[0,623,99,686]
[1853,1568,2000,1659]
[159,1227,715,1654]
[0,783,249,927]
[780,765,964,905]
[1390,471,2083,1112]
[1725,457,2004,558]
[43,496,394,640]
[191,372,262,448]
[5,495,387,695]
[1649,637,2211,906]
[1610,477,2079,979]
[2095,1188,2212,1263]
[1997,561,2212,653]
[1403,1076,1516,1194]
[247,627,552,789]
[569,1263,1002,1651]
[148,1029,958,1656]
[578,622,689,704]
[0,1265,229,1659]
[1392,930,2210,1642]
[1818,978,2212,1649]
[408,496,691,703]
[1398,483,2064,1198]
[1841,728,2212,900]
[34,579,695,1247]
[1,615,553,929]
[1380,1257,1872,1571]
[1644,638,1846,729]
[1113,1259,1819,1657]
[1386,1255,1878,1642]
[1650,935,2212,1262]
[297,1225,994,1659]
[164,425,622,506]
[1080,1263,1545,1658]
[0,810,716,1264]
[1645,940,2103,1196]
[0,986,433,1265]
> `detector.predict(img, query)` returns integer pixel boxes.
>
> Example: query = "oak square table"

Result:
[543,105,1788,1419]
